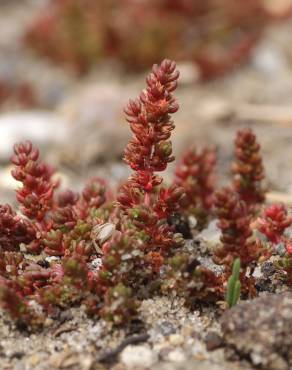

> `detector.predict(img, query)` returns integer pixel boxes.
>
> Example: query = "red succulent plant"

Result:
[213,186,267,295]
[175,146,216,228]
[232,128,266,211]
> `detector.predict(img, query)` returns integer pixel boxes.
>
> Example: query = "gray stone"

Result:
[156,321,176,336]
[221,293,292,370]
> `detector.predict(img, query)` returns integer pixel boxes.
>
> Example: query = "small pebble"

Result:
[120,345,157,369]
[157,321,176,336]
[205,332,223,351]
[169,334,184,346]
[167,348,186,362]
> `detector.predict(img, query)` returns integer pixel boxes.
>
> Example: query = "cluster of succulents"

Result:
[24,0,292,79]
[0,59,291,330]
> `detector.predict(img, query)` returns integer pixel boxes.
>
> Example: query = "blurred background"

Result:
[1,0,292,202]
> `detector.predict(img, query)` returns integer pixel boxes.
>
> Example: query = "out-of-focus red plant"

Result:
[175,146,216,228]
[24,0,292,79]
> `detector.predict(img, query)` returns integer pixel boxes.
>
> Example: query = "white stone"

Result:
[198,219,221,246]
[120,345,157,369]
[0,111,69,161]
[169,334,184,346]
[250,352,263,365]
[90,258,102,271]
[45,256,60,264]
[252,266,262,278]
[167,348,186,362]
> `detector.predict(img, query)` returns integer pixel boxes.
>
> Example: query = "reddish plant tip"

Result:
[123,59,179,179]
[256,203,292,244]
[11,140,57,222]
[11,141,39,166]
[256,203,292,285]
[232,127,266,208]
